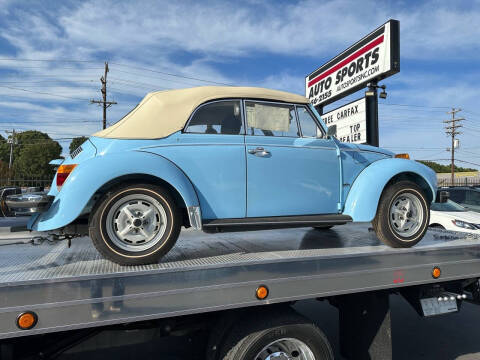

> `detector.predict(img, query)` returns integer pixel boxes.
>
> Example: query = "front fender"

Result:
[343,158,437,222]
[28,151,200,231]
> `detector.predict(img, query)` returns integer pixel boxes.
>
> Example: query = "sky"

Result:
[0,0,479,168]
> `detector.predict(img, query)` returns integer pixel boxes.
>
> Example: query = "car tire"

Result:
[429,224,445,229]
[217,309,333,360]
[89,183,181,265]
[313,225,334,230]
[372,180,429,248]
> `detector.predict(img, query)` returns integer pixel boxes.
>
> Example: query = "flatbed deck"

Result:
[1,224,480,340]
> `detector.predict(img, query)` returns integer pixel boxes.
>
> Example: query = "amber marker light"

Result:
[56,164,77,190]
[256,285,269,300]
[16,311,38,330]
[432,267,441,279]
[395,153,410,159]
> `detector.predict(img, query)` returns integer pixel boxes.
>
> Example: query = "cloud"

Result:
[0,0,479,162]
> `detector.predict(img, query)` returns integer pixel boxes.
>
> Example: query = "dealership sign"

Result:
[321,98,366,144]
[306,19,399,108]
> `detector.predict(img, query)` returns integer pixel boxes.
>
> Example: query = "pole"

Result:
[365,82,379,147]
[102,62,108,130]
[91,62,117,130]
[444,108,465,185]
[5,129,16,170]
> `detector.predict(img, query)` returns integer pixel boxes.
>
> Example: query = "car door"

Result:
[245,100,340,218]
[158,99,246,220]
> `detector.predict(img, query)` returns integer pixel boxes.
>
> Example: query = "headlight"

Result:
[452,219,478,230]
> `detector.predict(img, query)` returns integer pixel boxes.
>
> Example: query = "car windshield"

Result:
[431,200,466,212]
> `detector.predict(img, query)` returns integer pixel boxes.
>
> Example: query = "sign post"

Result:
[366,82,379,147]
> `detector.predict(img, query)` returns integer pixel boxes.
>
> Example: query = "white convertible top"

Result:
[93,86,309,139]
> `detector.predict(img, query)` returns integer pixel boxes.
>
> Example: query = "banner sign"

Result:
[321,98,366,144]
[306,19,399,108]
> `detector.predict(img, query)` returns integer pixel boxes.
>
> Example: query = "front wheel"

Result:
[372,180,429,248]
[89,184,181,265]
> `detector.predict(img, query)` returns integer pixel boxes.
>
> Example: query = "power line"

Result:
[109,62,232,86]
[0,85,91,101]
[112,68,214,87]
[0,58,98,63]
[380,103,451,109]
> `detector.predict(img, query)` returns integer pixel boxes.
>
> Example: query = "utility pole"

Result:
[5,129,18,170]
[444,108,465,185]
[91,62,117,129]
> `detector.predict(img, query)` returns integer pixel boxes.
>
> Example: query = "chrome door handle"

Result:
[248,147,270,157]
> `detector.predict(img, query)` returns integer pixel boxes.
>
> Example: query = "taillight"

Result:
[56,164,77,190]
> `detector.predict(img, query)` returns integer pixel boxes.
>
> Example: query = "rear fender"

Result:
[343,158,437,222]
[28,151,200,231]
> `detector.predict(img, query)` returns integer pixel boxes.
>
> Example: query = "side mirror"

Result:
[327,125,337,138]
[437,191,450,203]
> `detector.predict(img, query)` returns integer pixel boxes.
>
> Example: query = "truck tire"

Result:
[218,309,333,360]
[89,184,181,265]
[313,225,334,230]
[372,180,429,248]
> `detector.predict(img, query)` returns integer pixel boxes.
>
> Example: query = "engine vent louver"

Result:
[70,146,83,159]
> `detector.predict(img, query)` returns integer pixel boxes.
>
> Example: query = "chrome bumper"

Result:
[5,193,52,216]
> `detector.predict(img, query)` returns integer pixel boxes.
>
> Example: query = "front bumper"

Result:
[5,193,53,216]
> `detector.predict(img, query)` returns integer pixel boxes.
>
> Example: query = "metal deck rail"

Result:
[1,224,480,339]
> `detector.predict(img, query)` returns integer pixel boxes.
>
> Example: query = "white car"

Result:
[430,200,480,234]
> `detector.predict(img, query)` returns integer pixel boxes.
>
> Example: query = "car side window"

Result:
[185,100,244,135]
[466,190,480,205]
[245,101,299,137]
[449,190,465,203]
[296,105,323,138]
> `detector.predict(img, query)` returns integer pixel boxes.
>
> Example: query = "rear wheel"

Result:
[89,184,181,265]
[218,309,333,360]
[372,180,429,248]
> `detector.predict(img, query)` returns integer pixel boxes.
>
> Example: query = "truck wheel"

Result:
[313,225,334,230]
[372,180,429,248]
[218,310,333,360]
[89,184,181,265]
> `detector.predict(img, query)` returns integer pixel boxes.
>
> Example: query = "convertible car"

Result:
[10,87,437,265]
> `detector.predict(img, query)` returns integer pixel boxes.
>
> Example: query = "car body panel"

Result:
[343,158,437,222]
[147,132,246,219]
[337,142,393,203]
[28,148,200,232]
[430,209,480,234]
[245,135,340,217]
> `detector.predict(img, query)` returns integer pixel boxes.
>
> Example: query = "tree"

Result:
[0,135,9,164]
[417,160,477,173]
[12,131,62,179]
[69,136,88,153]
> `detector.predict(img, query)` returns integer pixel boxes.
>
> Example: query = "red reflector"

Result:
[56,172,70,187]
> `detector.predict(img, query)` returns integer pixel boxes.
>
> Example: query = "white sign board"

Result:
[306,20,399,107]
[321,98,366,144]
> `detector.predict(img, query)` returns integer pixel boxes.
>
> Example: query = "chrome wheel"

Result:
[389,192,424,238]
[105,194,168,252]
[254,338,316,360]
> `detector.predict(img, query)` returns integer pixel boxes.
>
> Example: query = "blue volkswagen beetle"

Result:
[21,86,436,265]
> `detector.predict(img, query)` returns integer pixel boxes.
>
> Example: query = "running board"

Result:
[202,214,352,232]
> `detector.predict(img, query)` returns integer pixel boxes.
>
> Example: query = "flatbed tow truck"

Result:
[1,223,480,360]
